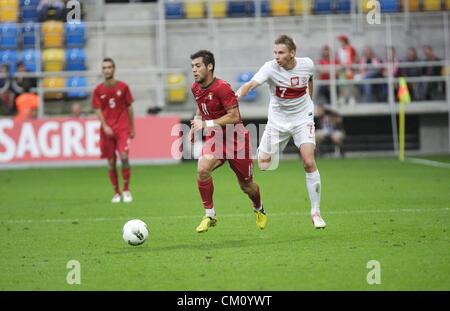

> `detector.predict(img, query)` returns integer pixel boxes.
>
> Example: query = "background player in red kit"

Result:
[189,50,267,233]
[92,58,135,203]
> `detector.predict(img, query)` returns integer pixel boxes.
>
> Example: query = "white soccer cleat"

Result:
[122,191,133,203]
[111,193,121,203]
[312,214,326,229]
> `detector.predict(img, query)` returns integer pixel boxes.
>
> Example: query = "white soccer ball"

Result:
[122,219,149,246]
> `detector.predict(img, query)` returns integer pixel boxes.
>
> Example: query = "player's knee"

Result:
[303,158,316,171]
[239,182,253,194]
[197,166,211,181]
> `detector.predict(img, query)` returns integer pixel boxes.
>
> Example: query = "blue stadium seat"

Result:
[336,0,351,13]
[21,49,40,72]
[165,2,184,19]
[1,23,18,49]
[380,0,399,12]
[65,22,86,48]
[21,22,39,48]
[66,76,88,99]
[0,50,19,74]
[228,1,254,17]
[261,0,270,16]
[314,0,333,14]
[66,48,86,71]
[20,0,40,22]
[238,72,256,101]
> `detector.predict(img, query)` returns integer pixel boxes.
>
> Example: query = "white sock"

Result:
[306,170,321,216]
[254,204,263,212]
[205,208,215,218]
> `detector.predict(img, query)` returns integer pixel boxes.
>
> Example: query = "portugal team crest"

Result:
[208,92,213,100]
[290,77,300,86]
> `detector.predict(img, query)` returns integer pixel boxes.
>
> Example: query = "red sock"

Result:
[108,170,120,194]
[197,177,214,209]
[122,167,131,191]
[250,185,262,209]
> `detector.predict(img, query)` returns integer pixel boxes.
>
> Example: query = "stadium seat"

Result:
[423,0,442,11]
[66,48,86,71]
[237,72,257,101]
[314,0,333,14]
[20,0,39,22]
[210,0,227,18]
[400,0,419,11]
[66,76,88,99]
[379,0,400,12]
[0,49,18,73]
[43,76,65,100]
[185,0,204,19]
[43,48,65,72]
[293,0,312,15]
[228,0,254,17]
[336,0,351,13]
[0,23,18,49]
[165,1,184,19]
[65,22,86,48]
[166,73,187,103]
[270,0,290,16]
[21,49,40,72]
[260,0,270,16]
[446,0,450,10]
[42,20,64,48]
[21,22,39,48]
[0,0,19,22]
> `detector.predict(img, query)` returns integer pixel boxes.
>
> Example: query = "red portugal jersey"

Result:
[92,80,134,133]
[191,78,241,122]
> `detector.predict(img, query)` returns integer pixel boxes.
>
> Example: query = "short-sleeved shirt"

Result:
[92,80,134,134]
[253,57,314,116]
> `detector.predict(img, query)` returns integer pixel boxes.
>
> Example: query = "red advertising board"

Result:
[0,116,181,168]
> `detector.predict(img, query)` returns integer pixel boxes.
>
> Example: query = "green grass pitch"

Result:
[0,156,449,290]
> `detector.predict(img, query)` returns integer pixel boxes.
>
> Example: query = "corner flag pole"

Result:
[397,77,411,161]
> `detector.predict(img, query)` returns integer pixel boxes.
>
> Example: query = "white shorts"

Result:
[259,117,316,155]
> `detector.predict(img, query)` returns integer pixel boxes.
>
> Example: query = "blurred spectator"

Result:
[381,46,400,102]
[0,64,15,116]
[400,47,425,101]
[317,45,338,105]
[337,35,357,106]
[11,62,37,99]
[315,104,345,157]
[14,88,39,122]
[71,102,85,118]
[356,46,383,103]
[422,45,445,100]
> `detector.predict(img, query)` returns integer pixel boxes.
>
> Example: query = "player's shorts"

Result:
[100,131,131,159]
[201,125,253,183]
[259,113,316,156]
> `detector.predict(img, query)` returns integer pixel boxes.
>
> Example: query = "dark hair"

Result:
[190,50,215,73]
[275,35,296,52]
[102,57,115,68]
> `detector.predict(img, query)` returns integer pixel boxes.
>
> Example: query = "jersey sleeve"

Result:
[92,87,101,109]
[124,84,134,106]
[218,83,238,110]
[252,61,271,84]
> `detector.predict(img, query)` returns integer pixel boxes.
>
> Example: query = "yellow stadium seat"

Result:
[401,0,419,11]
[43,77,66,100]
[293,0,312,15]
[0,0,18,22]
[271,0,290,16]
[423,0,441,10]
[166,73,187,103]
[42,21,64,48]
[43,49,65,72]
[446,0,450,9]
[210,0,226,18]
[186,0,205,19]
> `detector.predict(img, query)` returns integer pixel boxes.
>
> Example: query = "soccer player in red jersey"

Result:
[92,58,135,203]
[189,50,267,233]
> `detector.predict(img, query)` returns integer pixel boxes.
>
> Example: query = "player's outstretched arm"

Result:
[236,80,260,100]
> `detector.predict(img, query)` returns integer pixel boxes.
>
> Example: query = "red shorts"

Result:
[100,131,131,159]
[202,127,253,183]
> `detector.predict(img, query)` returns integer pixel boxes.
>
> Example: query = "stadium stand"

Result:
[166,73,187,103]
[185,0,205,19]
[19,0,39,22]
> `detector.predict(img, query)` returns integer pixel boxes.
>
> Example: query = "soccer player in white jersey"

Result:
[236,34,326,229]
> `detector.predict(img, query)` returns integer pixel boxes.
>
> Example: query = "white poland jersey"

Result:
[252,57,314,116]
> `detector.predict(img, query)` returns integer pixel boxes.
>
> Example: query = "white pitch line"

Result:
[405,157,450,169]
[2,208,448,224]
